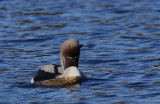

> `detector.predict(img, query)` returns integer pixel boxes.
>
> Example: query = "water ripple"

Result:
[0,0,160,104]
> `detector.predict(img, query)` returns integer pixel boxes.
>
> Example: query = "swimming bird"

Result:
[31,38,84,86]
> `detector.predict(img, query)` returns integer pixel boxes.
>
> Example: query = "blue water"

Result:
[0,0,160,103]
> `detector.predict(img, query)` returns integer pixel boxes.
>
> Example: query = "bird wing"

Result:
[31,64,62,83]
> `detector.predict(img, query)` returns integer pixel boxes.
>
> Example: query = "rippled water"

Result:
[0,0,160,103]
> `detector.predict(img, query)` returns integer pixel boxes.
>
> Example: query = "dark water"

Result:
[0,0,160,103]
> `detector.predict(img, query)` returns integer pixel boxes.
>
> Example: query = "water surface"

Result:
[0,0,160,104]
